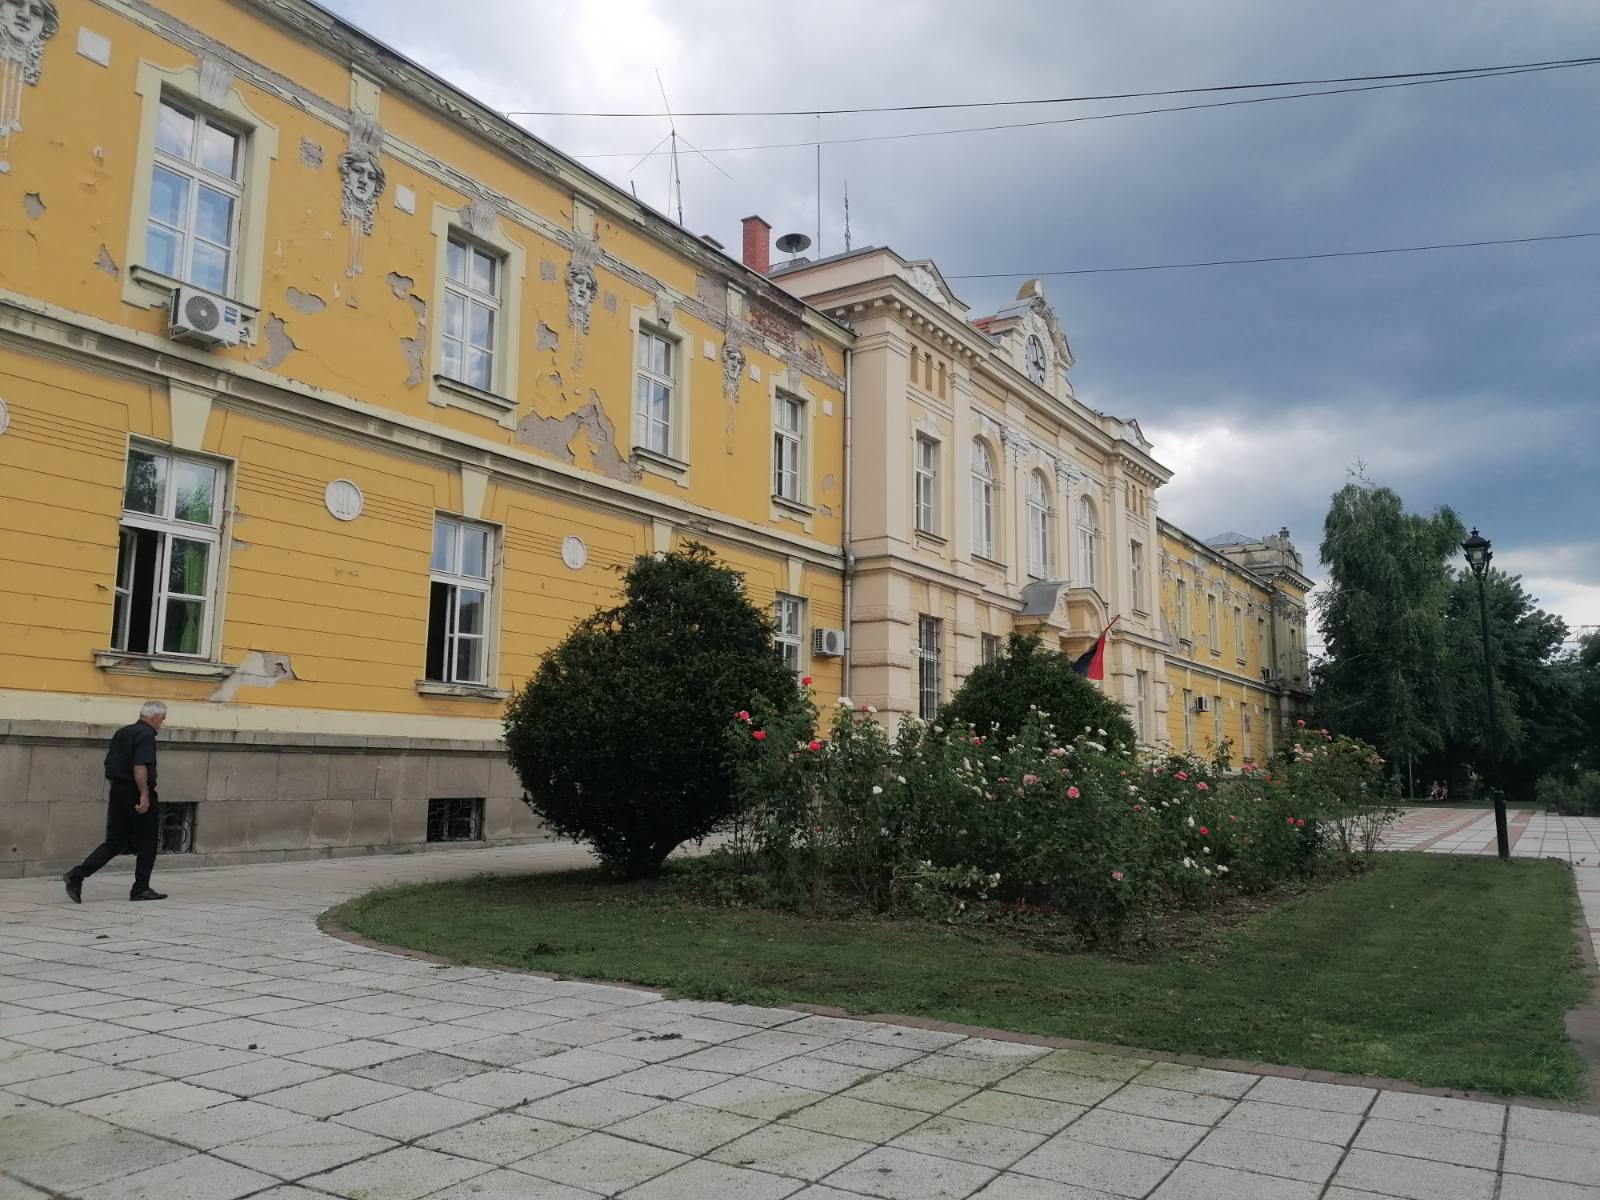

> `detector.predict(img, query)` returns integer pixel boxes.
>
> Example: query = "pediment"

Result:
[900,259,965,316]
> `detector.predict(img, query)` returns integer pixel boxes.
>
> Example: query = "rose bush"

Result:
[728,698,1396,947]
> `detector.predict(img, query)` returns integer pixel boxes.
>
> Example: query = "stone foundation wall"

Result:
[0,720,550,878]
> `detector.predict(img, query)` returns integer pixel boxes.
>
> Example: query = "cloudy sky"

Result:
[323,0,1599,646]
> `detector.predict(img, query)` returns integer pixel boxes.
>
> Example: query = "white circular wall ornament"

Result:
[561,535,588,570]
[0,398,9,438]
[324,478,364,522]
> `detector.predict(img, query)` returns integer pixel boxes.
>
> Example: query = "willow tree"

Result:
[1314,480,1463,770]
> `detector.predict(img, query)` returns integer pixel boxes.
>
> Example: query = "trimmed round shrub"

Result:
[940,633,1135,750]
[504,544,804,877]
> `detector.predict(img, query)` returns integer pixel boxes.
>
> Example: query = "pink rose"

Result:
[1198,826,1208,836]
[752,730,766,742]
[1196,782,1209,792]
[1175,771,1189,781]
[736,710,751,723]
[1111,871,1124,881]
[1067,786,1081,799]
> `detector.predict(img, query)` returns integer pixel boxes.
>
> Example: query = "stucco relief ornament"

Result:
[338,116,386,305]
[0,0,59,174]
[566,236,600,338]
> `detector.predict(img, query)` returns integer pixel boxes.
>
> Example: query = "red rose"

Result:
[807,740,821,752]
[801,675,813,687]
[1198,826,1208,836]
[752,730,766,741]
[1295,818,1305,827]
[736,710,751,723]
[1287,817,1295,825]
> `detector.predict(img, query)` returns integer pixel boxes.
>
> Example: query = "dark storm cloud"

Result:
[321,0,1600,632]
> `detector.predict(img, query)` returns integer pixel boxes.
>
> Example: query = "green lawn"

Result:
[334,853,1593,1100]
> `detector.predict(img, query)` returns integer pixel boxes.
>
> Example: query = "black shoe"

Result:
[129,888,167,901]
[63,874,81,904]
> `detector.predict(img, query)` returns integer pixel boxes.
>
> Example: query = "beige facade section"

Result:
[776,252,1172,737]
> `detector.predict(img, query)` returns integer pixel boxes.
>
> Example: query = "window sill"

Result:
[128,265,259,340]
[914,528,947,545]
[416,680,510,702]
[1131,606,1149,617]
[631,447,689,478]
[772,495,814,517]
[432,375,517,422]
[973,553,1006,571]
[94,650,234,680]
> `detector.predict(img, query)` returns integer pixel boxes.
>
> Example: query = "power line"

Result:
[562,62,1598,160]
[945,231,1600,279]
[506,55,1600,118]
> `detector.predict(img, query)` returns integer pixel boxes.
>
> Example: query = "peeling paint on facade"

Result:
[209,650,296,702]
[538,258,557,283]
[535,321,558,352]
[820,473,837,494]
[22,193,45,219]
[94,244,118,276]
[515,391,638,483]
[297,137,323,168]
[257,315,296,369]
[285,286,325,315]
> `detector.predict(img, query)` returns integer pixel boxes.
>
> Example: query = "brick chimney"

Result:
[741,215,771,275]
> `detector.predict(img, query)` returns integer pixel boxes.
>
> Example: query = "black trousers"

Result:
[69,781,158,896]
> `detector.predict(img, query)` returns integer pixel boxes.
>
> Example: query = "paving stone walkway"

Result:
[2,842,1598,1200]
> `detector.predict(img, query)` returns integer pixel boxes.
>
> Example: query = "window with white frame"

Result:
[1130,540,1146,610]
[441,235,501,393]
[113,446,223,658]
[1176,580,1190,642]
[773,594,805,673]
[1182,688,1195,750]
[635,327,676,456]
[773,394,804,501]
[980,632,1002,667]
[917,615,942,720]
[1234,605,1246,660]
[1214,695,1224,751]
[914,436,939,534]
[1207,593,1219,650]
[1077,496,1098,589]
[426,516,495,686]
[145,98,243,295]
[1135,669,1150,742]
[971,439,997,559]
[1026,470,1052,578]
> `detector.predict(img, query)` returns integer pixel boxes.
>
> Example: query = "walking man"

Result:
[64,700,170,902]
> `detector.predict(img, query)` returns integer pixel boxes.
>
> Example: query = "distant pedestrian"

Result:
[64,700,170,902]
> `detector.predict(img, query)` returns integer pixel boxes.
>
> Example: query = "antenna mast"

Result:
[843,179,851,251]
[656,69,684,225]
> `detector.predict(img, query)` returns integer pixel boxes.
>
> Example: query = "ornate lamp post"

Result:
[1461,528,1508,860]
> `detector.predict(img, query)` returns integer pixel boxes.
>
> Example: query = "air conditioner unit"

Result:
[1193,695,1211,713]
[169,286,244,349]
[811,627,845,658]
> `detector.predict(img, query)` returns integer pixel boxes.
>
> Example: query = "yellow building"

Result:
[1158,523,1313,763]
[0,0,850,872]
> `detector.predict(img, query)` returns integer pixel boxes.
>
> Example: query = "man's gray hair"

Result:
[139,700,168,720]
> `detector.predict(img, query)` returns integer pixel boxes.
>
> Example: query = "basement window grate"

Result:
[427,797,484,843]
[158,802,196,854]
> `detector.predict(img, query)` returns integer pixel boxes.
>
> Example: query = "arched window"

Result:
[1077,495,1098,589]
[971,439,996,560]
[1027,471,1052,578]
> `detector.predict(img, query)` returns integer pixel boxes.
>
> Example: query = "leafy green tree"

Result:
[504,544,803,877]
[940,633,1135,750]
[1436,569,1575,799]
[1314,480,1463,769]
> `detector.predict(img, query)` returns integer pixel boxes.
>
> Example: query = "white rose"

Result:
[871,786,883,795]
[838,697,854,709]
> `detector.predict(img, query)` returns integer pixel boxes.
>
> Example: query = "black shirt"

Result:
[105,721,158,787]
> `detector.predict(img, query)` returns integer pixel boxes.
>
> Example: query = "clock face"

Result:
[1025,334,1048,386]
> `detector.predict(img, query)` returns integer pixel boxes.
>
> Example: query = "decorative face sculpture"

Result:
[720,341,745,397]
[567,265,596,308]
[1,0,53,46]
[338,147,385,233]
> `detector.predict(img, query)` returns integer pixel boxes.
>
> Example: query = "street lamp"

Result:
[1461,528,1508,860]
